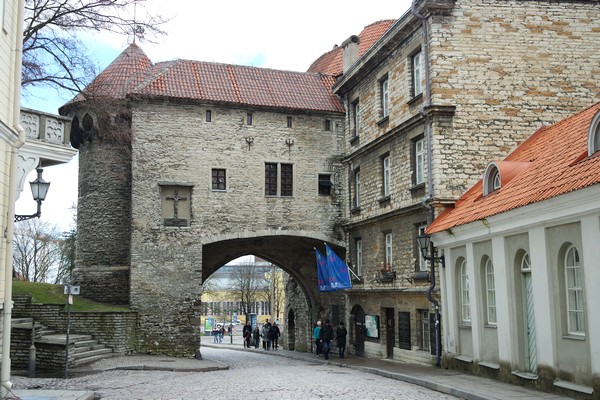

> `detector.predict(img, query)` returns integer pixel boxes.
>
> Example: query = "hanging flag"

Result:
[315,248,335,292]
[325,244,352,290]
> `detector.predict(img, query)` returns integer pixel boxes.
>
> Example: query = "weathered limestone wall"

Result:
[429,0,600,198]
[128,100,345,355]
[75,135,131,305]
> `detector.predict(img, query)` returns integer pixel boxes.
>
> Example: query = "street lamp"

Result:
[14,165,50,222]
[416,232,444,368]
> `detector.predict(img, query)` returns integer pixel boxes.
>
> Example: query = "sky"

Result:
[16,0,414,231]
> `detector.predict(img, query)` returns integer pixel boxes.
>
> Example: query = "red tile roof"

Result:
[307,20,396,77]
[427,102,600,234]
[76,44,344,114]
[83,43,153,99]
[132,61,344,113]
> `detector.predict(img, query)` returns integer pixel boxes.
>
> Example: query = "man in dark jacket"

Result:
[242,321,252,348]
[319,319,334,359]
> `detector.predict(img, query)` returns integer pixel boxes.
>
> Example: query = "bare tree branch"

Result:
[22,0,167,95]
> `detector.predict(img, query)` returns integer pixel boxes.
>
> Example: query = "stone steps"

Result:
[13,318,114,367]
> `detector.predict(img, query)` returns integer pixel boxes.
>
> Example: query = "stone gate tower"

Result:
[61,44,152,305]
[61,43,348,355]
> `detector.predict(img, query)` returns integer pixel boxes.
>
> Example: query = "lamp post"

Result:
[14,164,50,222]
[416,232,445,368]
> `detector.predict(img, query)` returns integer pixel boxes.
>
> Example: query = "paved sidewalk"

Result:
[12,339,576,400]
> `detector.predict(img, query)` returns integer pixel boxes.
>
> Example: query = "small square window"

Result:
[318,174,333,195]
[324,119,332,131]
[287,116,293,128]
[212,168,226,191]
[206,110,212,122]
[247,113,253,125]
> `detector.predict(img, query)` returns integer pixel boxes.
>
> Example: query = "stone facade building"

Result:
[303,0,599,369]
[61,1,599,396]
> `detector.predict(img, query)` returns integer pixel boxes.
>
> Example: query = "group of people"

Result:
[313,319,347,360]
[211,324,231,343]
[242,320,280,350]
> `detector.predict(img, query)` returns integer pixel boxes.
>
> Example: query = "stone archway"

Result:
[127,232,343,356]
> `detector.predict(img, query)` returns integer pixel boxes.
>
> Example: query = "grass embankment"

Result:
[12,281,129,312]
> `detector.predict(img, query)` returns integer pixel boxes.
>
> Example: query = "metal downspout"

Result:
[2,0,27,396]
[412,0,441,368]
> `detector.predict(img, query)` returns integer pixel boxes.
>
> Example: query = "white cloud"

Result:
[19,0,414,231]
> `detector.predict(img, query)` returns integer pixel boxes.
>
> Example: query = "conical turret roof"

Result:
[85,42,153,99]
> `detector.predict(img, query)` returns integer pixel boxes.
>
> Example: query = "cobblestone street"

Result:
[11,347,461,400]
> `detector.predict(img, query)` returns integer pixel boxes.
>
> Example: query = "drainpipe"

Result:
[412,0,441,368]
[2,0,27,396]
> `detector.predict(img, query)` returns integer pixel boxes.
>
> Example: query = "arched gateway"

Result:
[60,44,347,355]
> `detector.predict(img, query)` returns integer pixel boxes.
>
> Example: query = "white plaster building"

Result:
[0,0,76,392]
[428,102,600,397]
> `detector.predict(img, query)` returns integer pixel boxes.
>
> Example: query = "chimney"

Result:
[341,35,360,73]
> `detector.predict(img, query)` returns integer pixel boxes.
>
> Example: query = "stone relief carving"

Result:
[45,118,65,144]
[20,112,39,140]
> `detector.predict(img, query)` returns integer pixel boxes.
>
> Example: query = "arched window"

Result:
[483,162,501,196]
[521,252,531,271]
[588,110,600,156]
[459,258,471,322]
[483,257,497,325]
[564,245,585,335]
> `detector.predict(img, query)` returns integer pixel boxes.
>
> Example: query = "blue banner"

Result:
[315,248,335,292]
[325,244,352,290]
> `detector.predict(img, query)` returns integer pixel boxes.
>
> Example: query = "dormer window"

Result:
[588,110,600,156]
[483,162,501,196]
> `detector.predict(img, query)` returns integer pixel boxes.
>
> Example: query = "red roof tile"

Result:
[84,43,153,99]
[77,44,344,113]
[307,20,396,76]
[427,102,600,234]
[132,61,344,113]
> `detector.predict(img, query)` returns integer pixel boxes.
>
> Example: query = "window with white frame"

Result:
[417,225,428,271]
[382,155,391,197]
[483,162,501,195]
[564,244,585,335]
[459,258,471,323]
[381,77,389,118]
[353,100,361,138]
[355,238,363,276]
[385,233,393,270]
[419,309,430,351]
[588,110,600,156]
[353,169,361,208]
[415,138,425,185]
[484,257,497,325]
[412,50,423,97]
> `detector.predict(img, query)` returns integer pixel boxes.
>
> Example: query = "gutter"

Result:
[2,0,27,394]
[412,0,442,369]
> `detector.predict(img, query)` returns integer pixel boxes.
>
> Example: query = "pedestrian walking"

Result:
[271,323,281,349]
[252,326,260,348]
[319,319,334,360]
[336,321,348,358]
[212,326,219,343]
[242,321,252,348]
[262,320,272,350]
[313,320,322,356]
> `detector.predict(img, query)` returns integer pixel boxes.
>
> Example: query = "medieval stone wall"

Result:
[75,135,131,304]
[127,99,345,355]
